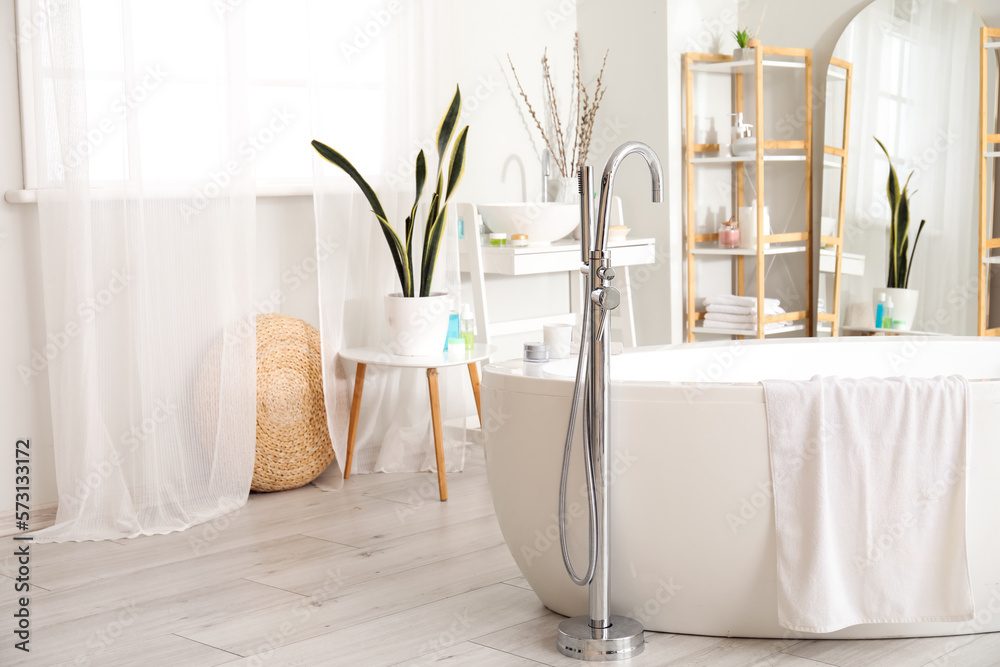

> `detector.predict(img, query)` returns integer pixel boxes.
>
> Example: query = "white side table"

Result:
[339,344,494,501]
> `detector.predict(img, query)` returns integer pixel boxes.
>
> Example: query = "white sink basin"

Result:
[477,203,579,245]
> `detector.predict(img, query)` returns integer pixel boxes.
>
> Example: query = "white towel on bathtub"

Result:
[762,375,973,633]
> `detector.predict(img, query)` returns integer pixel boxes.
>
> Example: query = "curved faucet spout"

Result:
[594,141,663,254]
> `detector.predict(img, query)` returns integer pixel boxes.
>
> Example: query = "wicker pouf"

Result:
[254,313,334,492]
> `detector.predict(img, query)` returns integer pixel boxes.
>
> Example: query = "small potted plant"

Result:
[311,87,469,355]
[732,26,758,63]
[873,137,926,331]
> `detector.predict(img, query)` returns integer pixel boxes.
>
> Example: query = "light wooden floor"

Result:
[3,445,999,666]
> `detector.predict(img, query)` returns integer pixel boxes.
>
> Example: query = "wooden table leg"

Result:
[426,367,448,501]
[467,362,482,425]
[345,362,366,479]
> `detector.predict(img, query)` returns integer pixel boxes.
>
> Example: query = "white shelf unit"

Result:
[683,43,814,341]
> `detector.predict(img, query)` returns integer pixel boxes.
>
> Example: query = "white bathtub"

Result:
[481,337,1000,639]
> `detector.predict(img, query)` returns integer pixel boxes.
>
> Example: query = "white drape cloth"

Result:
[835,1,981,334]
[29,1,256,541]
[763,376,973,633]
[310,1,470,484]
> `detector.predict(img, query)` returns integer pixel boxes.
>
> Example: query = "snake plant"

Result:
[875,137,926,289]
[311,86,469,298]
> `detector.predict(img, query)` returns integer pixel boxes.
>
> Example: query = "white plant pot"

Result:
[873,287,919,331]
[384,293,451,356]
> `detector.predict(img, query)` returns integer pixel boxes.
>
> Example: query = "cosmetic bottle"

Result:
[460,304,476,350]
[874,293,886,329]
[883,297,894,329]
[444,298,460,351]
[730,113,756,158]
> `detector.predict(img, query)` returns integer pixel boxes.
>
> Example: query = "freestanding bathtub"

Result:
[481,337,1000,639]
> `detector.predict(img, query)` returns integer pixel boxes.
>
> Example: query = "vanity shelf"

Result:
[683,42,814,341]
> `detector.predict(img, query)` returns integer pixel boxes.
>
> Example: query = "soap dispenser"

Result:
[730,113,756,158]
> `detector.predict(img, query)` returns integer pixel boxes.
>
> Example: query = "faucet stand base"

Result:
[556,615,645,661]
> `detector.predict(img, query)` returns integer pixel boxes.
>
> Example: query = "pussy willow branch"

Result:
[507,34,609,180]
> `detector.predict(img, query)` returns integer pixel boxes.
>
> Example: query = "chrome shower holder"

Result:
[556,143,663,662]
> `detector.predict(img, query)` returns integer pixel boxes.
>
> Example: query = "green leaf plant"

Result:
[874,137,926,290]
[311,86,469,298]
[732,26,753,48]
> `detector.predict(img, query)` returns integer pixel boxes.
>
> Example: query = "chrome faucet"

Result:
[557,142,663,662]
[594,142,664,253]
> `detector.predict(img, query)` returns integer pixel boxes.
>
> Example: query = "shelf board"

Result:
[689,59,806,73]
[690,154,806,164]
[826,68,848,81]
[693,323,806,336]
[985,42,1000,50]
[985,256,1000,265]
[985,151,1000,158]
[823,155,843,168]
[690,243,807,256]
[819,248,866,276]
[817,323,833,334]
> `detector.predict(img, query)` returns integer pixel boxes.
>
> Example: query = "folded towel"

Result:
[705,312,763,324]
[704,294,781,309]
[705,311,785,324]
[707,303,786,316]
[701,319,788,332]
[762,376,973,633]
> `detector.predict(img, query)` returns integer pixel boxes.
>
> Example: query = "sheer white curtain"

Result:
[837,0,981,334]
[28,0,256,541]
[309,1,471,482]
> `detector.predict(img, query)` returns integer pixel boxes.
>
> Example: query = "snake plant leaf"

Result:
[893,182,911,289]
[445,126,469,200]
[903,219,927,289]
[875,137,900,211]
[407,150,427,251]
[420,204,450,298]
[375,211,412,297]
[437,86,462,167]
[311,140,387,222]
[419,191,440,297]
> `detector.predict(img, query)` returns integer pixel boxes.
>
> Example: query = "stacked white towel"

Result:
[703,295,788,329]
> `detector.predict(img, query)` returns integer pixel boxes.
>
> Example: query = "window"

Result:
[15,0,389,191]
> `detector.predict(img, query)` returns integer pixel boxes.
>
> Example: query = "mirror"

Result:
[820,0,995,335]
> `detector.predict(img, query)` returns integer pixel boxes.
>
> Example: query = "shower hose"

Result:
[558,299,599,586]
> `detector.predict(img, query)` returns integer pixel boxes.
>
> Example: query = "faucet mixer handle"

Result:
[591,285,621,311]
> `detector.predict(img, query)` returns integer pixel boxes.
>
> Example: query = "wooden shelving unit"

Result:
[683,41,813,341]
[979,27,1000,336]
[817,57,852,337]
